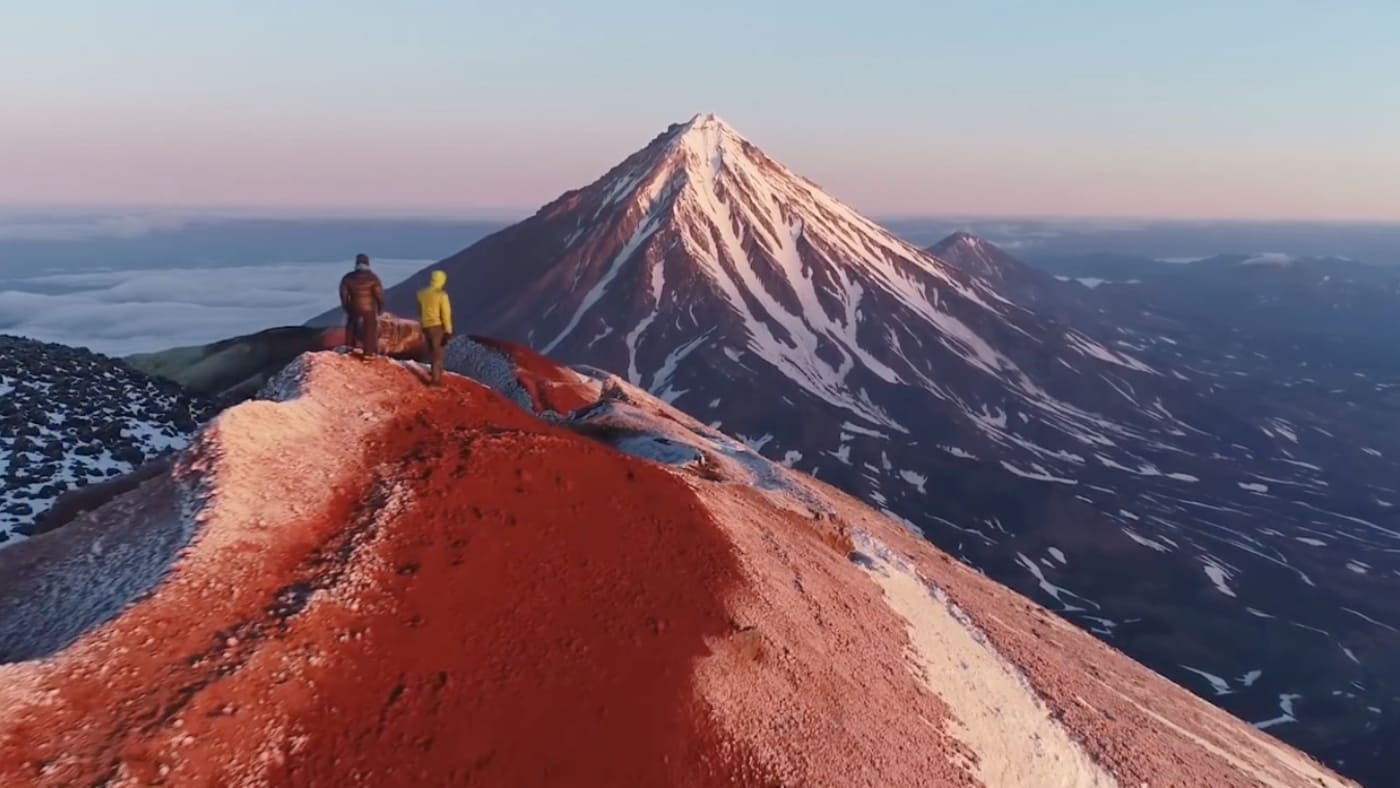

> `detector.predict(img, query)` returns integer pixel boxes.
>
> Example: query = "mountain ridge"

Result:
[0,345,1353,786]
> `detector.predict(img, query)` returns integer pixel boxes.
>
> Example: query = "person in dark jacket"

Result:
[339,253,384,357]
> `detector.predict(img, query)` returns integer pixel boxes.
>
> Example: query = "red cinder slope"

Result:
[0,355,748,786]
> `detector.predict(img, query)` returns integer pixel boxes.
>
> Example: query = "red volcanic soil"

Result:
[284,389,747,785]
[472,335,597,414]
[0,361,750,786]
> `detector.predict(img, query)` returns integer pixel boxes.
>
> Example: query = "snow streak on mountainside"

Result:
[354,115,1399,781]
[0,349,1352,787]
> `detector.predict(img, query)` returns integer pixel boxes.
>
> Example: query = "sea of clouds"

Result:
[0,259,429,357]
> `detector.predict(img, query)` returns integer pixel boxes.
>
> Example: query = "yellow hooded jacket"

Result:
[416,270,453,335]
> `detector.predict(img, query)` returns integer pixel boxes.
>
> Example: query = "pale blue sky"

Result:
[2,1,1397,219]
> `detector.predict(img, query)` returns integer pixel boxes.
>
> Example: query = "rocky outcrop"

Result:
[0,335,212,544]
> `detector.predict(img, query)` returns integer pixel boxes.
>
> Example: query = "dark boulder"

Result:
[112,446,147,466]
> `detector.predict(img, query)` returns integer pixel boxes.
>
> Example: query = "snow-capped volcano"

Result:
[338,116,1400,780]
[369,114,1199,494]
[377,113,1159,441]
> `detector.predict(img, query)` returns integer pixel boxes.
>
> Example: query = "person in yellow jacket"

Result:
[416,270,453,386]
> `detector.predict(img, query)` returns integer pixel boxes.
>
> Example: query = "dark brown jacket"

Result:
[339,269,384,315]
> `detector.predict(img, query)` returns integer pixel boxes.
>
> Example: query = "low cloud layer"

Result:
[0,212,200,242]
[0,259,429,357]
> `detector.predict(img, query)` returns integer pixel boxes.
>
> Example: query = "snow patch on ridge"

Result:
[855,535,1117,788]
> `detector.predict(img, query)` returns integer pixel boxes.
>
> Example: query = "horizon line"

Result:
[2,201,1398,228]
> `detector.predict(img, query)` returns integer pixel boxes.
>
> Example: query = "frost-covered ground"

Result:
[0,335,211,543]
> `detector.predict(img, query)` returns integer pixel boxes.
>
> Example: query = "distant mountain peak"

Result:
[927,230,1014,276]
[931,230,993,252]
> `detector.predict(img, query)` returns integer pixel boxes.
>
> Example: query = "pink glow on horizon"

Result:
[4,113,1398,222]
